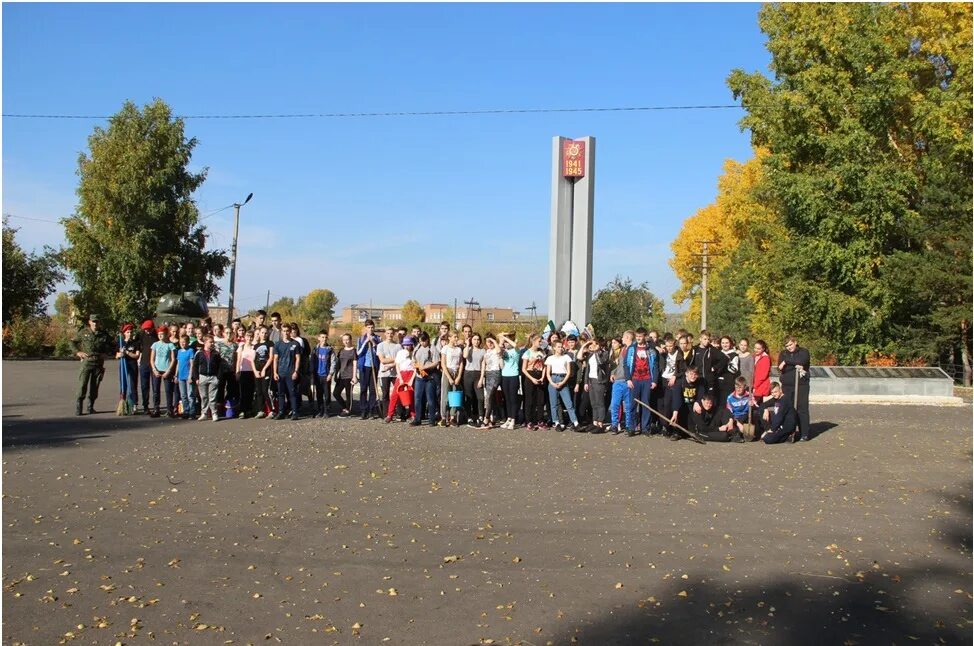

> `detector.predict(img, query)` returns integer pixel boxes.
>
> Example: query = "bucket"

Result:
[398,385,413,408]
[447,389,463,408]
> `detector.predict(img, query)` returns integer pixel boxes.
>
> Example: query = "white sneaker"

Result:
[198,414,207,421]
[212,413,219,422]
[238,411,246,419]
[255,411,266,419]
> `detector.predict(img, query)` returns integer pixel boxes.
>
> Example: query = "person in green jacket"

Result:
[70,314,115,415]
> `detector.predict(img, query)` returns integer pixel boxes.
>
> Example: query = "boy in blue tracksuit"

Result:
[356,320,381,419]
[311,330,335,418]
[608,331,635,434]
[624,327,661,437]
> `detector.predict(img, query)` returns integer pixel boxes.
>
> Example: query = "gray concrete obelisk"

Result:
[549,136,595,327]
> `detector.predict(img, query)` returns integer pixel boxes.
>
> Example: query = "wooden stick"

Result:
[631,397,706,444]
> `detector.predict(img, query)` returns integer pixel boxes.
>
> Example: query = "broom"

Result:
[116,334,127,415]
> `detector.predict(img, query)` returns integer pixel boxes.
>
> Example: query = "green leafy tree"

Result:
[2,218,65,323]
[267,296,297,322]
[705,269,751,344]
[400,299,425,324]
[61,99,229,325]
[591,276,666,340]
[442,306,457,330]
[727,3,972,365]
[53,292,76,323]
[297,289,339,330]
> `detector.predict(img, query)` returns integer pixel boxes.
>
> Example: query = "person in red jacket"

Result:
[750,340,772,439]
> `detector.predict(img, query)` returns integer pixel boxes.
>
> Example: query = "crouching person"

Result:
[759,381,797,444]
[385,335,416,423]
[690,392,745,442]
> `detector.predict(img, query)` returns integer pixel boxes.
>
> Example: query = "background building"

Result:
[205,303,239,325]
[339,303,521,328]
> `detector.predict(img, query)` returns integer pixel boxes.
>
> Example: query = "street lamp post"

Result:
[225,192,253,328]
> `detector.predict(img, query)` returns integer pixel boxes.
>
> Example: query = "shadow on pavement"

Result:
[2,414,157,449]
[550,485,972,646]
[809,420,838,439]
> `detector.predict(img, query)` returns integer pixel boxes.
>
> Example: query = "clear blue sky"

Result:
[3,2,770,318]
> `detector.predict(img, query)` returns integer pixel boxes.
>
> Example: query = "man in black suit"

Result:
[777,336,811,441]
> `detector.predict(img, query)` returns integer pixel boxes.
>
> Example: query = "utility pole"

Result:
[225,192,253,328]
[701,241,709,332]
[526,302,538,326]
[690,240,719,333]
[453,298,458,331]
[464,297,480,327]
[265,290,270,311]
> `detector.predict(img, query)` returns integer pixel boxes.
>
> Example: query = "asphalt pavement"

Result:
[2,360,971,645]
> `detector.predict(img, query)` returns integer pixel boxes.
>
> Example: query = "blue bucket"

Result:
[447,390,463,408]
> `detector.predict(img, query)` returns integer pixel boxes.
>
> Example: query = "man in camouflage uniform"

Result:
[70,314,115,415]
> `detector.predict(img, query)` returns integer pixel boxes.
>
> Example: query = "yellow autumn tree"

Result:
[669,148,777,329]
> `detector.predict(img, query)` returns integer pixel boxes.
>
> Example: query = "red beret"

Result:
[121,323,134,333]
[141,320,155,331]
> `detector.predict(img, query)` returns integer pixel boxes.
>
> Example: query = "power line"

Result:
[3,213,62,224]
[4,209,232,225]
[199,204,234,220]
[1,103,744,121]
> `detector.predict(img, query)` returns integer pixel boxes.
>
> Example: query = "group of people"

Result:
[73,309,813,444]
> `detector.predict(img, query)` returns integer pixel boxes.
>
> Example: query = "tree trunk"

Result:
[962,319,972,387]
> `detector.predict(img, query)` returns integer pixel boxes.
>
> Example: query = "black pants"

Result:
[700,429,734,442]
[254,374,272,415]
[238,371,255,416]
[428,371,442,422]
[575,384,591,424]
[463,371,484,423]
[217,369,237,409]
[501,375,520,423]
[662,384,684,434]
[523,370,545,424]
[314,374,332,413]
[359,366,378,414]
[648,383,662,429]
[277,375,299,417]
[334,377,353,412]
[760,404,797,443]
[588,380,608,424]
[716,377,734,411]
[783,381,810,439]
[140,363,152,410]
[749,395,766,431]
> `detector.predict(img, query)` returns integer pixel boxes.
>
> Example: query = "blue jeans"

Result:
[429,371,442,421]
[629,379,652,430]
[414,376,436,424]
[277,374,299,417]
[609,380,633,429]
[547,374,578,425]
[122,361,137,405]
[178,379,195,416]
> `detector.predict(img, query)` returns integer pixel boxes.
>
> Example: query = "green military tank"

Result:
[155,292,209,322]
